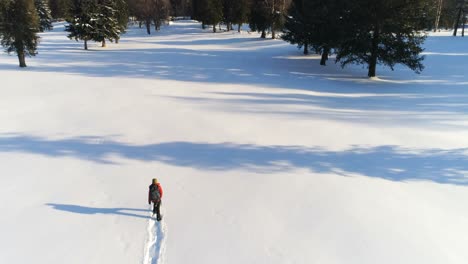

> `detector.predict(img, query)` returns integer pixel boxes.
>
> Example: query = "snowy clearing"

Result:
[1,21,468,264]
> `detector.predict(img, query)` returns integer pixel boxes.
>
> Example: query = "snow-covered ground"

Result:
[1,21,468,264]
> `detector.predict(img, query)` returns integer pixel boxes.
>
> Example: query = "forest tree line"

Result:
[0,0,466,76]
[45,0,468,34]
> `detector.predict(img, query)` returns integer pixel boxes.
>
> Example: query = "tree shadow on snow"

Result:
[1,22,467,130]
[46,203,151,219]
[1,20,467,97]
[2,134,468,186]
[164,90,468,130]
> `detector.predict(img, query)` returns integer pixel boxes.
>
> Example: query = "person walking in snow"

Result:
[148,178,163,221]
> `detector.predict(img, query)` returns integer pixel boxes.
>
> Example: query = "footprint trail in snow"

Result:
[143,207,167,264]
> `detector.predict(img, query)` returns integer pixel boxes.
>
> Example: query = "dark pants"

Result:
[152,200,161,220]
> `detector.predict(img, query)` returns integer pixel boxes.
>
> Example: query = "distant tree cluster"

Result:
[127,0,171,35]
[451,0,468,36]
[169,0,191,17]
[48,0,71,19]
[249,0,291,38]
[426,0,467,32]
[282,0,432,77]
[36,0,54,31]
[190,0,290,35]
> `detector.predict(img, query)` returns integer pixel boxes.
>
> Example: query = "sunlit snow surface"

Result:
[1,21,468,264]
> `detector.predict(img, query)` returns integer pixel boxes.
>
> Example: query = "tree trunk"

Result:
[368,58,377,77]
[238,24,241,33]
[434,0,443,32]
[146,19,151,35]
[261,29,266,38]
[320,47,329,65]
[154,19,161,31]
[303,43,308,55]
[116,38,119,44]
[139,21,142,28]
[102,39,106,47]
[84,39,88,50]
[213,24,216,33]
[202,22,206,29]
[227,22,231,31]
[453,7,463,36]
[18,50,26,67]
[462,13,466,37]
[271,0,276,39]
[368,29,379,77]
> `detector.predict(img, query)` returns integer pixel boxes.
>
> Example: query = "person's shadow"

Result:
[46,203,151,219]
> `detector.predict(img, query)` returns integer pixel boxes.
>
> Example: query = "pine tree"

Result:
[0,0,40,67]
[192,0,201,21]
[249,0,269,38]
[115,0,129,42]
[0,1,6,37]
[249,0,290,39]
[198,0,223,32]
[169,0,191,17]
[223,0,235,31]
[231,0,250,32]
[94,0,120,47]
[49,0,71,19]
[337,0,427,77]
[65,0,98,50]
[222,0,250,32]
[35,0,53,31]
[282,0,313,55]
[283,0,348,64]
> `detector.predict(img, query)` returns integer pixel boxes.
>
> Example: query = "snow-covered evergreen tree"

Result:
[115,0,129,43]
[94,0,120,47]
[337,0,427,77]
[0,0,40,67]
[35,0,53,32]
[65,0,98,50]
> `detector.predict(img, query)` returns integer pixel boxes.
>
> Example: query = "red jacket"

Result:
[148,183,163,203]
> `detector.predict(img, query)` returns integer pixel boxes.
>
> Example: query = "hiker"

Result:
[148,178,163,221]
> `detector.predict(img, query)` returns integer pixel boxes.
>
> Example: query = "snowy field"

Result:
[1,21,468,264]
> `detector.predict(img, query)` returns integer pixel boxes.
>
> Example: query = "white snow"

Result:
[1,21,468,264]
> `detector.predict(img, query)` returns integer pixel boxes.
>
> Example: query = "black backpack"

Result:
[149,184,161,202]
